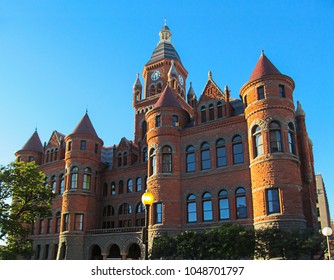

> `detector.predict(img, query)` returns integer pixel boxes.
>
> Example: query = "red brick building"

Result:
[15,23,318,259]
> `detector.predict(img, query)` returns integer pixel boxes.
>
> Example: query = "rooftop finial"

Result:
[261,49,265,56]
[208,71,213,80]
[164,18,167,26]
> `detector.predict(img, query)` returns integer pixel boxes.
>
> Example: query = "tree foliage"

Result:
[0,161,54,259]
[151,223,322,260]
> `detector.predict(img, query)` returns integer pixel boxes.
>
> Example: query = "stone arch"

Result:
[89,244,103,260]
[107,244,121,259]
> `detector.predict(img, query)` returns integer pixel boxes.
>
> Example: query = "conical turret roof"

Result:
[20,130,44,153]
[249,51,281,81]
[72,113,98,137]
[155,86,182,109]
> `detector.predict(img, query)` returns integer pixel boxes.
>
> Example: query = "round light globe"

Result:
[322,227,333,237]
[141,191,154,206]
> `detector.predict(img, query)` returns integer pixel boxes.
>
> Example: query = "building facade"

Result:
[15,23,318,260]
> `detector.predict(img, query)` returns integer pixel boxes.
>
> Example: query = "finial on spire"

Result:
[296,101,306,116]
[261,49,265,56]
[86,107,88,114]
[208,71,213,80]
[164,18,167,26]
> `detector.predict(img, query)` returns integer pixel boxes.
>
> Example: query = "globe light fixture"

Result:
[322,227,333,260]
[141,190,154,260]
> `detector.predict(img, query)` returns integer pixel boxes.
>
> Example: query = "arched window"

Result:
[187,194,197,223]
[252,126,264,158]
[142,121,147,140]
[217,101,223,119]
[218,190,229,220]
[162,146,172,173]
[235,187,247,219]
[201,106,206,123]
[201,142,211,170]
[70,167,78,189]
[142,147,148,163]
[216,139,227,167]
[127,179,133,193]
[232,135,244,164]
[118,180,124,194]
[59,173,65,194]
[136,177,142,192]
[51,175,57,193]
[111,182,116,195]
[83,167,91,190]
[119,203,132,215]
[149,148,156,176]
[288,122,296,155]
[103,205,114,216]
[202,192,213,221]
[269,121,283,153]
[209,104,214,120]
[186,145,195,172]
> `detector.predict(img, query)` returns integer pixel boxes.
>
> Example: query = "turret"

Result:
[240,51,306,230]
[15,130,43,165]
[133,73,142,104]
[58,112,103,259]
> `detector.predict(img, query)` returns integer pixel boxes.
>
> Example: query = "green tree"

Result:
[0,161,54,259]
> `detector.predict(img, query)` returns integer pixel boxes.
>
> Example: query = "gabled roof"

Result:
[72,113,98,137]
[249,51,281,81]
[20,130,44,153]
[46,130,66,148]
[155,86,183,109]
[198,71,225,104]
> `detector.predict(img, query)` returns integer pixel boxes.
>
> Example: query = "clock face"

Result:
[178,74,184,86]
[151,70,161,81]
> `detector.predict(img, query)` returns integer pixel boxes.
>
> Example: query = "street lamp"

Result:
[141,190,154,260]
[322,226,333,260]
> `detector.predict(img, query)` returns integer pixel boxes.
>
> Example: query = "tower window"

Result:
[288,122,296,155]
[80,140,86,150]
[83,167,91,190]
[149,148,156,176]
[156,115,161,127]
[257,86,264,100]
[172,115,179,126]
[74,214,84,231]
[279,85,286,98]
[252,126,264,158]
[142,121,147,140]
[67,141,72,152]
[70,167,78,189]
[162,146,172,173]
[209,104,214,121]
[63,213,69,231]
[154,202,163,224]
[269,121,283,153]
[266,188,280,214]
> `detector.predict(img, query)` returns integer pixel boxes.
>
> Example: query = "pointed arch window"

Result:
[201,106,206,123]
[186,145,195,172]
[288,123,296,155]
[209,104,214,121]
[232,135,244,164]
[162,145,172,173]
[70,167,78,189]
[187,194,197,223]
[216,139,227,167]
[201,142,211,170]
[83,167,91,190]
[269,121,283,153]
[202,192,213,221]
[149,148,156,176]
[235,187,247,219]
[218,190,229,220]
[252,126,264,158]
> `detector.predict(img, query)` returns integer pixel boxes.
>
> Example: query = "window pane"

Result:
[201,148,211,170]
[219,198,230,220]
[187,202,197,223]
[233,143,244,164]
[217,146,227,167]
[203,200,213,221]
[154,203,162,224]
[186,153,195,172]
[236,196,247,219]
[267,189,280,214]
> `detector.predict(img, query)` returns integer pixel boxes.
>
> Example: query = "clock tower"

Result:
[133,22,188,143]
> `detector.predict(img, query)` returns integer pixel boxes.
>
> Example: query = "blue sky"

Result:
[1,0,333,220]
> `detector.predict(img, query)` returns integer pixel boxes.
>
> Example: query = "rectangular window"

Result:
[154,203,163,224]
[173,115,179,126]
[63,214,69,231]
[202,200,213,221]
[47,218,52,234]
[279,85,285,98]
[257,86,264,100]
[187,202,197,223]
[266,189,280,214]
[80,140,86,150]
[74,214,84,231]
[29,156,34,162]
[39,219,44,234]
[156,115,161,127]
[236,196,247,219]
[219,198,230,220]
[68,141,72,152]
[186,153,195,172]
[216,146,227,167]
[95,143,98,154]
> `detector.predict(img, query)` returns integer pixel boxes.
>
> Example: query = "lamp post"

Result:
[322,226,333,260]
[141,190,154,260]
